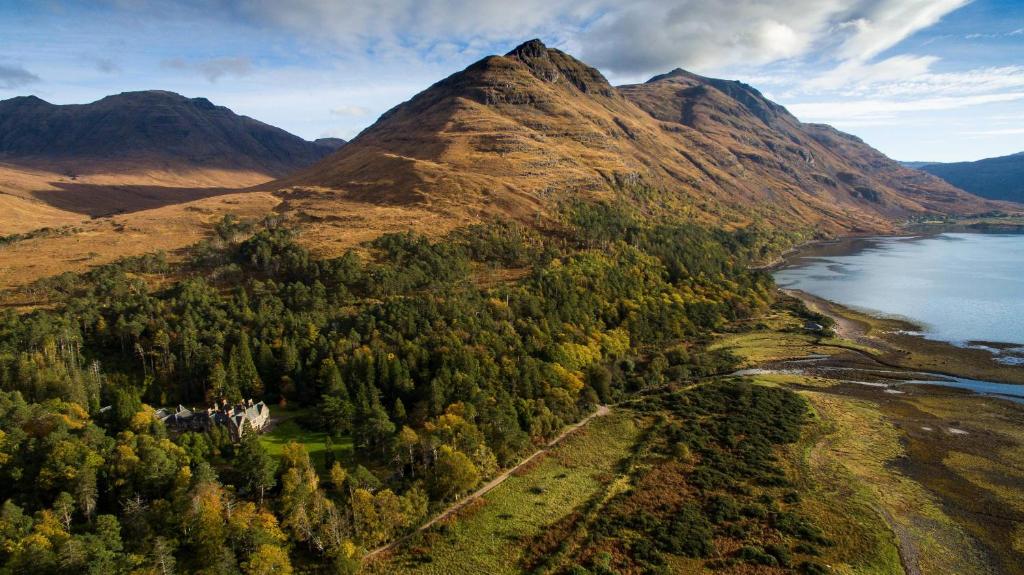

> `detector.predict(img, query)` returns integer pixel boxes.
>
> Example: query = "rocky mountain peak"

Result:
[504,38,614,96]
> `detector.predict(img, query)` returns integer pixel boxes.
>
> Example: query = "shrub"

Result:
[737,546,778,566]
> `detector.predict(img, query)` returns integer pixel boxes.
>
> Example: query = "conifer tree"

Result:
[236,422,277,506]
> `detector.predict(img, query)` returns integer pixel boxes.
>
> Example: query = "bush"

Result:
[765,543,792,567]
[794,542,820,556]
[737,546,778,566]
[656,505,714,557]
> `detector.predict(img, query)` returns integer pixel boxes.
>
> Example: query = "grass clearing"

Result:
[372,411,642,574]
[259,406,353,472]
[711,329,820,364]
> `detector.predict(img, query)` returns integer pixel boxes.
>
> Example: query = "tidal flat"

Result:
[716,294,1024,574]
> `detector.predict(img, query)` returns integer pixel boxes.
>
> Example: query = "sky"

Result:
[1,0,1022,162]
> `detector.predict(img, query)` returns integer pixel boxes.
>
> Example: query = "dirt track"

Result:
[363,404,610,562]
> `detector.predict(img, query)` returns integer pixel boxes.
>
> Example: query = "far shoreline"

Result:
[782,287,1024,386]
[769,227,1024,385]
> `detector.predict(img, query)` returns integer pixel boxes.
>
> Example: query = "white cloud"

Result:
[130,0,966,80]
[804,54,939,90]
[233,0,602,59]
[790,65,1024,102]
[833,0,969,61]
[962,127,1024,137]
[789,92,1024,122]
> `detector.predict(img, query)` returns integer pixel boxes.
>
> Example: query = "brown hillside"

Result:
[619,69,977,220]
[282,40,1000,235]
[0,162,275,235]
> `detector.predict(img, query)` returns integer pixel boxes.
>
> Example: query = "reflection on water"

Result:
[774,234,1024,352]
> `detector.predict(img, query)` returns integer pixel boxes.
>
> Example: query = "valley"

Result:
[0,28,1021,575]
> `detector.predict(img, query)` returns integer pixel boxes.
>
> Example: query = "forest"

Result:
[0,203,788,574]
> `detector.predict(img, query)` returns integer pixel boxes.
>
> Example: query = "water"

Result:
[775,233,1024,348]
[903,376,1024,403]
[731,367,1024,403]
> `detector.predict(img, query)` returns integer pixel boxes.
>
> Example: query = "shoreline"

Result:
[786,288,1024,386]
[766,222,1024,272]
[770,231,1024,386]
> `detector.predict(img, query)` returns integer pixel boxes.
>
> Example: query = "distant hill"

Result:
[901,161,939,169]
[0,91,344,233]
[912,152,1024,203]
[282,40,997,235]
[314,137,347,152]
[0,91,335,176]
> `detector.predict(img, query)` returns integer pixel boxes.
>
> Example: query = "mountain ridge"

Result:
[0,90,335,176]
[281,39,1000,235]
[913,152,1024,203]
[0,40,1013,291]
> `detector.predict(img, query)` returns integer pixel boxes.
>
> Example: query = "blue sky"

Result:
[1,0,1021,162]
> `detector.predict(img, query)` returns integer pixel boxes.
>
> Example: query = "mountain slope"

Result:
[0,91,344,232]
[619,68,982,223]
[916,152,1024,203]
[282,40,998,235]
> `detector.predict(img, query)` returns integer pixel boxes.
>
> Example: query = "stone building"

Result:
[157,398,270,441]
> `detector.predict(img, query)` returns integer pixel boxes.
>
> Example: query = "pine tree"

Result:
[236,422,277,506]
[208,361,228,401]
[317,358,347,399]
[362,385,395,455]
[229,332,262,399]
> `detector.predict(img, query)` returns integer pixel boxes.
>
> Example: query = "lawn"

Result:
[371,411,642,575]
[259,406,353,472]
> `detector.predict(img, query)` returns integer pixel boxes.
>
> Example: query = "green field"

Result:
[259,406,354,472]
[371,411,642,574]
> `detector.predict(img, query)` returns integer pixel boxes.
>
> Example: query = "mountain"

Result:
[913,152,1024,203]
[0,40,1010,291]
[314,137,347,152]
[901,161,939,169]
[0,91,334,176]
[281,40,998,235]
[0,90,342,234]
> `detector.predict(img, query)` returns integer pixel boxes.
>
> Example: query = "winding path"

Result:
[363,404,611,562]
